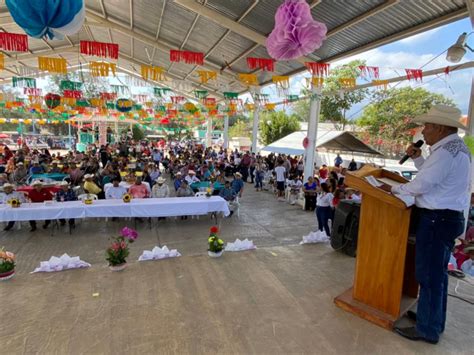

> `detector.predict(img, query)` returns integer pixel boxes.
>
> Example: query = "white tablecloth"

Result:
[0,196,230,222]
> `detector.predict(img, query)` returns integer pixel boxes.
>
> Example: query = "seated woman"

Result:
[303,176,318,211]
[287,175,303,205]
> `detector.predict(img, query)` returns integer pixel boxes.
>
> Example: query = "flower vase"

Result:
[208,250,223,258]
[0,270,15,281]
[109,263,127,272]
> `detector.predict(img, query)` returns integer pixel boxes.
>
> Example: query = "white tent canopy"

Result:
[261,130,382,156]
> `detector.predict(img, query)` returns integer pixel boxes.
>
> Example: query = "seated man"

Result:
[231,172,244,198]
[83,174,102,196]
[174,172,183,191]
[29,162,44,175]
[0,183,26,231]
[56,181,77,228]
[152,177,170,198]
[184,170,200,185]
[28,181,53,231]
[128,176,149,199]
[176,180,194,198]
[106,176,128,199]
[49,161,61,173]
[219,180,237,216]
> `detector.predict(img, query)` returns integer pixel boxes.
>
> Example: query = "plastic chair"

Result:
[194,191,208,198]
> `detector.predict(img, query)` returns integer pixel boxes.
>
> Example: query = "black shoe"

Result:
[60,221,66,226]
[43,223,49,229]
[30,227,37,232]
[393,326,438,344]
[229,211,234,217]
[406,310,417,322]
[3,225,13,231]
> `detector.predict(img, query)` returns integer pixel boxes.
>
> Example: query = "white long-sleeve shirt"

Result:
[391,134,471,211]
[106,186,128,199]
[152,184,170,198]
[317,192,334,207]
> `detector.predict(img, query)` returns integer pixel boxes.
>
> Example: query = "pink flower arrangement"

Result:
[106,227,139,266]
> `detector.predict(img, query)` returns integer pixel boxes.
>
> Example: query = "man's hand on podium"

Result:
[378,183,392,193]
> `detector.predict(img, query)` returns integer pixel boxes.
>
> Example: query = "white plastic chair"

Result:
[229,196,240,218]
[194,191,207,198]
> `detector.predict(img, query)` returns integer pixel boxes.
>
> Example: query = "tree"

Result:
[292,60,368,127]
[228,119,252,139]
[259,111,300,146]
[357,87,454,156]
[132,124,145,141]
[46,72,110,97]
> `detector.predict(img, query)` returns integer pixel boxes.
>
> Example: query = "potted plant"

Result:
[0,247,16,280]
[106,227,139,271]
[208,226,224,257]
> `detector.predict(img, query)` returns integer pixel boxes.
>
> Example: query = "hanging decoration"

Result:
[253,93,269,104]
[203,98,216,106]
[305,77,324,88]
[223,92,239,100]
[89,62,116,77]
[38,57,67,74]
[171,96,186,105]
[133,95,148,103]
[0,32,28,52]
[141,65,166,81]
[444,66,450,76]
[154,87,172,97]
[100,92,117,101]
[170,50,204,65]
[24,88,42,96]
[80,40,119,59]
[183,102,198,114]
[12,77,36,88]
[266,0,327,61]
[264,103,276,111]
[6,0,84,40]
[238,73,259,86]
[63,90,82,99]
[116,98,133,113]
[272,75,290,96]
[61,98,77,107]
[305,62,330,77]
[245,103,255,112]
[405,69,423,82]
[372,80,389,90]
[338,78,356,88]
[194,90,209,99]
[247,57,275,72]
[111,85,128,95]
[45,93,61,109]
[0,53,4,70]
[197,70,217,84]
[358,65,379,79]
[90,98,105,108]
[60,80,82,91]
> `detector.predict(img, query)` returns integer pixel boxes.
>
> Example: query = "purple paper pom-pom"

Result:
[266,0,327,60]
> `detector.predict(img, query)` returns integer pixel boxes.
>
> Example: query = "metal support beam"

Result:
[173,0,317,65]
[206,115,213,148]
[223,113,230,149]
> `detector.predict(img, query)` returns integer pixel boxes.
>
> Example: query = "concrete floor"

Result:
[1,182,473,354]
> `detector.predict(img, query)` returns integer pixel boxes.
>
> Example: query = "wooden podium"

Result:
[334,165,418,329]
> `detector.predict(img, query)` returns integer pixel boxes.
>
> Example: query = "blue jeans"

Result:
[255,172,263,189]
[415,208,464,341]
[316,206,332,236]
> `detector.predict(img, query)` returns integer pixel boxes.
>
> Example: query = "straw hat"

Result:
[413,105,466,130]
[157,177,166,184]
[176,172,182,176]
[83,174,94,180]
[59,181,70,186]
[31,180,43,186]
[2,183,14,189]
[235,172,242,177]
[188,170,196,175]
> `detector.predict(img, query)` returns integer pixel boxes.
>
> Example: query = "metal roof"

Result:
[0,0,469,100]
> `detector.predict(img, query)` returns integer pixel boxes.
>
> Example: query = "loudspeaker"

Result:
[331,200,361,257]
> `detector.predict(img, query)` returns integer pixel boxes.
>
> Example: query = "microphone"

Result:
[399,140,424,165]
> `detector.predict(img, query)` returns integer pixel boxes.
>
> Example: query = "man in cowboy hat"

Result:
[173,172,183,191]
[184,170,200,185]
[231,172,244,198]
[379,105,470,344]
[152,177,170,198]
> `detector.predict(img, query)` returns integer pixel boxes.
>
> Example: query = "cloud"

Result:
[397,28,441,45]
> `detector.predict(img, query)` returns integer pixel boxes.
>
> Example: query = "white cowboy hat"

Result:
[31,180,43,186]
[2,183,14,189]
[413,105,466,130]
[235,172,242,177]
[83,174,94,179]
[176,172,182,176]
[188,170,196,175]
[59,181,70,186]
[157,177,166,184]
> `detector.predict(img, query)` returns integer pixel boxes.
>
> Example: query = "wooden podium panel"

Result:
[334,166,418,329]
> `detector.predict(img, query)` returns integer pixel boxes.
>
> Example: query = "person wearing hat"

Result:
[49,161,61,174]
[152,177,170,198]
[28,181,53,231]
[173,172,183,191]
[83,174,102,196]
[231,172,244,198]
[56,181,77,227]
[29,161,44,175]
[184,170,200,185]
[0,183,26,231]
[11,162,28,185]
[379,105,470,344]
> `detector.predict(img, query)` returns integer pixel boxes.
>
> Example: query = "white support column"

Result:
[468,78,474,136]
[303,86,322,181]
[206,114,212,148]
[223,113,230,149]
[252,89,261,153]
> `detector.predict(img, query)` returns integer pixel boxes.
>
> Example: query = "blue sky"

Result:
[260,17,474,118]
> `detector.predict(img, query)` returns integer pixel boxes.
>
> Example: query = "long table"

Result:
[0,196,230,222]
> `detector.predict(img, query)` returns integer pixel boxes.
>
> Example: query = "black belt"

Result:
[418,208,464,218]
